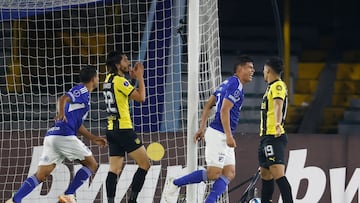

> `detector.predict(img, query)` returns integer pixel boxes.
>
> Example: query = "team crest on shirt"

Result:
[73,90,81,97]
[123,81,129,87]
[135,138,141,144]
[276,85,282,91]
[233,89,241,98]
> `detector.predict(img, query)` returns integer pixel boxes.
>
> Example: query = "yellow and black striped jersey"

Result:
[260,79,288,136]
[103,74,135,130]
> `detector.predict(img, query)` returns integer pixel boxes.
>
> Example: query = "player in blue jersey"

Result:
[6,65,107,203]
[164,56,255,203]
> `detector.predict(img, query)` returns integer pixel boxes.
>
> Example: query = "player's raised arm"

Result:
[129,62,146,102]
[54,94,71,122]
[194,95,216,143]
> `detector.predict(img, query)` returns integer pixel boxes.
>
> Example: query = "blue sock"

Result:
[205,175,230,203]
[64,166,92,195]
[173,169,207,187]
[13,175,40,203]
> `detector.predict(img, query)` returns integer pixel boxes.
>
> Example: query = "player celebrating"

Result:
[164,56,255,203]
[103,51,150,203]
[6,65,107,203]
[258,57,293,203]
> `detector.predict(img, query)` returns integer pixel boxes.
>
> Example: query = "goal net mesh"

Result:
[0,0,223,202]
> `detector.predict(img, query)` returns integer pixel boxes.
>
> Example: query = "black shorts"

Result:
[258,134,288,168]
[106,129,143,157]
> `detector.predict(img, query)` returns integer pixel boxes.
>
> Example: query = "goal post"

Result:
[187,0,200,201]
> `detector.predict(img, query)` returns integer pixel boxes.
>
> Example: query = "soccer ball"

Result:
[248,198,261,203]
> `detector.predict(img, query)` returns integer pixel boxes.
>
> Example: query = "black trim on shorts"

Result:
[106,129,143,157]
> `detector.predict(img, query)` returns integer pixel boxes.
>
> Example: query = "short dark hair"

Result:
[106,50,125,74]
[233,55,254,73]
[265,57,283,75]
[79,65,97,83]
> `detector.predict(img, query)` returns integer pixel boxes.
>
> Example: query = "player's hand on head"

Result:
[226,136,237,148]
[54,114,67,122]
[194,128,205,143]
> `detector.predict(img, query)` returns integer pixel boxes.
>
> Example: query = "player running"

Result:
[6,65,107,203]
[258,57,293,203]
[103,51,150,203]
[164,55,255,203]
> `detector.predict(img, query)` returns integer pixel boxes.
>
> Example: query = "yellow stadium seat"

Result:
[336,63,360,80]
[297,63,325,79]
[295,79,318,94]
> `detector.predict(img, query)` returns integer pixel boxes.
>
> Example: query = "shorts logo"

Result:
[218,153,225,163]
[123,81,129,87]
[40,155,49,162]
[135,138,141,144]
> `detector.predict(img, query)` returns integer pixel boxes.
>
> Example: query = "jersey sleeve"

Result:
[224,78,243,104]
[115,76,135,96]
[66,86,89,103]
[270,81,287,100]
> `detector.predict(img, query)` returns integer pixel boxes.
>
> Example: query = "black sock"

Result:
[276,176,294,203]
[128,168,148,202]
[106,172,118,201]
[261,179,274,203]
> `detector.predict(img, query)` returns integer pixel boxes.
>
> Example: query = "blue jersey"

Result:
[46,84,90,136]
[209,76,244,134]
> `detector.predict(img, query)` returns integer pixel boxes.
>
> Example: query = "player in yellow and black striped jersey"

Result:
[103,51,150,203]
[258,57,293,203]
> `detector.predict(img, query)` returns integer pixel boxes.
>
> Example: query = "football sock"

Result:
[276,176,293,203]
[261,179,274,203]
[64,166,92,195]
[106,172,118,201]
[173,169,208,187]
[205,175,230,203]
[128,168,148,202]
[13,175,40,203]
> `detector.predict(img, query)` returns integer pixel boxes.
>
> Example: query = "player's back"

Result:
[47,84,90,136]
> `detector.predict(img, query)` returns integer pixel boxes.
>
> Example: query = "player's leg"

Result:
[10,164,56,203]
[57,136,95,202]
[127,136,151,203]
[105,130,125,203]
[205,144,236,203]
[10,136,60,203]
[260,167,274,203]
[268,135,293,203]
[62,155,98,196]
[106,156,124,203]
[259,137,275,203]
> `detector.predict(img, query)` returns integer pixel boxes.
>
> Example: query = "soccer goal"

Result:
[0,0,223,202]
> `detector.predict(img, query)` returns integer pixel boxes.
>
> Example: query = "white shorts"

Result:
[204,127,236,168]
[38,135,93,166]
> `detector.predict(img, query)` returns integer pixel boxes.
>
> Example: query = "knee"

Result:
[109,165,122,175]
[35,173,48,182]
[260,169,273,180]
[88,162,98,173]
[224,170,236,181]
[139,159,151,171]
[207,168,222,180]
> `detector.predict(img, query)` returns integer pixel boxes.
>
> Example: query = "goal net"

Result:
[0,0,223,202]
